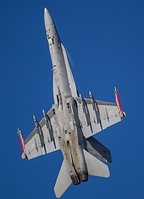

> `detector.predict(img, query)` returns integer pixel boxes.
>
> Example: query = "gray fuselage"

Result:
[44,10,88,184]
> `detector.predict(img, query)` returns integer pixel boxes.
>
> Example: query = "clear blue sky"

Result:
[0,0,144,198]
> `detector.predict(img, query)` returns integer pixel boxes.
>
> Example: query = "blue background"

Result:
[1,0,144,198]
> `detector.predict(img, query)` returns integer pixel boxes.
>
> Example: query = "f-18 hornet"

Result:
[18,7,125,198]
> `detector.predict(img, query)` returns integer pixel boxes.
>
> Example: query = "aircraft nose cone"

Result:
[44,7,53,26]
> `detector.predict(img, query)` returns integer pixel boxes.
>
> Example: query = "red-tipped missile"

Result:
[114,87,126,118]
[17,128,27,159]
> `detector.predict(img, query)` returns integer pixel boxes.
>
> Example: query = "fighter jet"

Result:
[18,8,125,198]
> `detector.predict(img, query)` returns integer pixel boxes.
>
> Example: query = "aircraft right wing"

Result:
[23,107,60,160]
[75,96,123,138]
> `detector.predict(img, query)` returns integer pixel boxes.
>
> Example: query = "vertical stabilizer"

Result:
[54,161,72,198]
[62,44,78,97]
[83,149,110,178]
[86,136,112,163]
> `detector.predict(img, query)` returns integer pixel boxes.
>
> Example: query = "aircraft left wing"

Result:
[75,92,125,138]
[21,108,60,160]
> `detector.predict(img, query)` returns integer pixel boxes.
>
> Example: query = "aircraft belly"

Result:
[46,23,72,99]
[58,124,88,184]
[59,136,80,184]
[70,133,88,182]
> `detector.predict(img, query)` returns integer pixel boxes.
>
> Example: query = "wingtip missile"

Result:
[114,86,119,94]
[17,128,21,135]
[114,87,126,118]
[17,128,27,160]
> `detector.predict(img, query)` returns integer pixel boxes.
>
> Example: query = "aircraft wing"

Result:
[75,97,122,138]
[23,108,60,160]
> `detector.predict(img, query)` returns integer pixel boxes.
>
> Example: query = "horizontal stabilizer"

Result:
[86,136,112,163]
[54,160,72,198]
[83,149,110,178]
